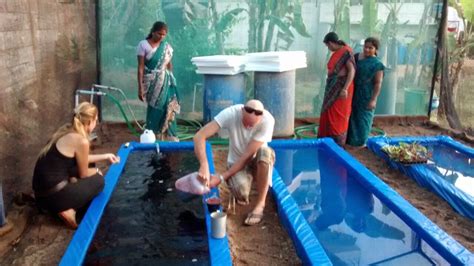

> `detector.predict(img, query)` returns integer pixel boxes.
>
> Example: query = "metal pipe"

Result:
[0,183,6,227]
[75,89,107,108]
[75,90,107,96]
[92,84,120,91]
[75,92,79,107]
[428,0,447,118]
[90,87,95,104]
[96,0,102,121]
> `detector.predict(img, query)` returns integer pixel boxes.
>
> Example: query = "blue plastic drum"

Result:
[203,73,246,123]
[254,70,295,137]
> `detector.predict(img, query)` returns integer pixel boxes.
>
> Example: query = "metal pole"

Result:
[428,0,448,118]
[96,0,102,121]
[90,86,95,104]
[0,183,6,227]
[75,91,79,107]
[76,90,107,96]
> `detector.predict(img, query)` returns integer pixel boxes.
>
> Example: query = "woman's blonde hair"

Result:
[39,102,98,157]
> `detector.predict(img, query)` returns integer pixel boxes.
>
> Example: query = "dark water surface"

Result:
[85,150,209,266]
[274,147,447,266]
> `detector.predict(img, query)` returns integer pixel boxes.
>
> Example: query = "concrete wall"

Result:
[0,0,97,208]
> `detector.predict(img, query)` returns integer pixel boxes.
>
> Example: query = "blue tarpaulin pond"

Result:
[367,136,474,220]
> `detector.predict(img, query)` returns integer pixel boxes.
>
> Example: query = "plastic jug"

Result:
[140,129,156,144]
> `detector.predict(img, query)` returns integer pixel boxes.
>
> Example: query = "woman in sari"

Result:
[347,37,384,147]
[318,32,355,146]
[137,21,180,141]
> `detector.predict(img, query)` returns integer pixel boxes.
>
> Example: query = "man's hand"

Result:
[209,173,224,188]
[194,121,221,187]
[197,165,211,187]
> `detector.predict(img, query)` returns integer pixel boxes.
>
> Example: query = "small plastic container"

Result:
[140,129,156,143]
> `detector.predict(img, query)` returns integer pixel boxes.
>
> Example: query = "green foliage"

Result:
[162,0,207,27]
[380,1,407,68]
[292,2,311,38]
[269,15,295,38]
[403,2,433,89]
[100,0,165,70]
[170,18,219,96]
[247,0,311,52]
[460,0,474,23]
[448,32,474,63]
[216,8,247,36]
[361,0,378,37]
[333,0,351,42]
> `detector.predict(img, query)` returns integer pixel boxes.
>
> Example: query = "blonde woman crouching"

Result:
[32,102,120,228]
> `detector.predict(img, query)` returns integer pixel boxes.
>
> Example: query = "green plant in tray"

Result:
[381,142,431,164]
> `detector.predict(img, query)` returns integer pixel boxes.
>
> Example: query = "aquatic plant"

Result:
[382,142,431,163]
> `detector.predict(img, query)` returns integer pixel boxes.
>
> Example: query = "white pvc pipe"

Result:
[75,90,106,107]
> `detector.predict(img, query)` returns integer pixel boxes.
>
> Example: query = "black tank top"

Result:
[32,144,77,192]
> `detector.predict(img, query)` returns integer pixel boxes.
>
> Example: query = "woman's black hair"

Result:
[323,32,346,46]
[364,37,380,56]
[146,21,168,39]
[364,37,380,50]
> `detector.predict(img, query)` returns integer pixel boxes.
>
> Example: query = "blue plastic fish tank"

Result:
[269,139,473,265]
[368,136,474,220]
[59,141,231,265]
[59,138,473,265]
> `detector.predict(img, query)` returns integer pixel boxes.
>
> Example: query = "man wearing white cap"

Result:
[194,99,275,225]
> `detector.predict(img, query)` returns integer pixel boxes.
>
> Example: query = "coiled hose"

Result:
[105,93,141,137]
[103,94,385,142]
[293,124,386,139]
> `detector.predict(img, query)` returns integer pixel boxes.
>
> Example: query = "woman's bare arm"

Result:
[137,56,145,101]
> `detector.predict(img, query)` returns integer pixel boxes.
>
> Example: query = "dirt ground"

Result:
[1,119,473,265]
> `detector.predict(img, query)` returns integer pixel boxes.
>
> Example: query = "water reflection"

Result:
[279,147,443,266]
[427,144,474,197]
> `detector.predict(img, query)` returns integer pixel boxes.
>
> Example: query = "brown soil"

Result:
[1,120,473,265]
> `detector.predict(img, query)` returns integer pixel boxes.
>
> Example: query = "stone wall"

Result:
[0,0,97,208]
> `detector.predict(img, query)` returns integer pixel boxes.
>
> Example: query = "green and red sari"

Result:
[318,45,355,145]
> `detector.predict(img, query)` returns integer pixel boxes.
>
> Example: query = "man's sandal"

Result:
[244,212,264,226]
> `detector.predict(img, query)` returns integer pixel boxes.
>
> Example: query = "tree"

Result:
[437,0,463,130]
[460,0,473,24]
[246,0,311,53]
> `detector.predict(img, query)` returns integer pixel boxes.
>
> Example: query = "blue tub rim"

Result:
[59,141,232,266]
[269,138,473,265]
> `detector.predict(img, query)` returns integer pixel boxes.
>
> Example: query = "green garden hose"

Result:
[370,127,386,136]
[294,124,320,139]
[293,123,386,139]
[105,93,141,136]
[104,93,204,140]
[102,95,386,142]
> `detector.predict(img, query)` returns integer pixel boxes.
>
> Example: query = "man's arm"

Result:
[193,121,220,186]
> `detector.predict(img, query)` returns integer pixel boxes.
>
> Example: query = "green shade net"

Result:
[98,0,442,122]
